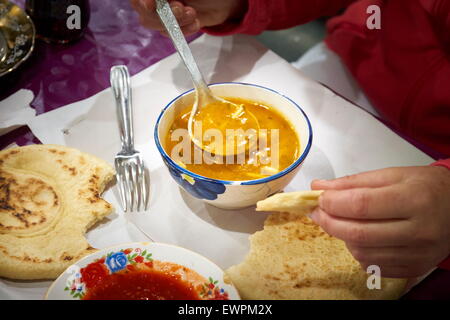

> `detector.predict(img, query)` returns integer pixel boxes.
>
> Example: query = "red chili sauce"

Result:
[82,268,201,300]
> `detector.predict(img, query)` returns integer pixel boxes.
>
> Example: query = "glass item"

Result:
[0,0,35,77]
[25,0,90,44]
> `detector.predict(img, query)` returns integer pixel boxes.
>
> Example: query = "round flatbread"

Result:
[228,192,407,300]
[0,145,115,280]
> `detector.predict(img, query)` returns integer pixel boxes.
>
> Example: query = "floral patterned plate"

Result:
[0,0,35,77]
[45,242,240,300]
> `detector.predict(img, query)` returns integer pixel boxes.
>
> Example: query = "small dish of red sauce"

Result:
[46,243,237,300]
[82,268,200,300]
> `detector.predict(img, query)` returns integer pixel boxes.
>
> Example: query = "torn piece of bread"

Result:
[226,213,406,300]
[256,190,324,215]
[228,194,407,299]
[0,145,115,280]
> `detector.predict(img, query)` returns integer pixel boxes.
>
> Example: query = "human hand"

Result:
[130,0,246,36]
[311,166,450,278]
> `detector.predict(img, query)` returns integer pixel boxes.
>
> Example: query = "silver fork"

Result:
[110,65,149,212]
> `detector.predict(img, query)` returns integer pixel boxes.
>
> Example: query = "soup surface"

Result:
[164,97,300,181]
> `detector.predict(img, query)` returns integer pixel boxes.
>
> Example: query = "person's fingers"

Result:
[310,208,414,246]
[160,18,201,36]
[311,167,405,191]
[135,0,197,31]
[182,18,201,34]
[139,15,165,31]
[130,0,140,11]
[168,1,185,18]
[139,0,156,11]
[176,7,197,27]
[318,186,411,220]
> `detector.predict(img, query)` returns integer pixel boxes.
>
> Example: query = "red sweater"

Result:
[205,0,450,269]
[205,0,450,158]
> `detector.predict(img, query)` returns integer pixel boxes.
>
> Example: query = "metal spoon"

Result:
[155,0,259,156]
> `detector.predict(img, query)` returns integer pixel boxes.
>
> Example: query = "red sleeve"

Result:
[325,0,450,157]
[204,0,355,36]
[432,159,450,171]
[431,159,450,270]
[439,258,450,271]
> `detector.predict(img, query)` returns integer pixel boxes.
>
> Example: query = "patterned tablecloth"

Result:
[0,0,198,147]
[0,0,449,300]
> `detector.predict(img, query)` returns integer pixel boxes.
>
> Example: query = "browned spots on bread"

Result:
[61,253,74,261]
[69,167,77,176]
[264,274,281,281]
[0,172,58,232]
[0,150,19,161]
[89,174,99,184]
[62,165,77,176]
[0,243,53,266]
[13,212,31,228]
[0,245,83,265]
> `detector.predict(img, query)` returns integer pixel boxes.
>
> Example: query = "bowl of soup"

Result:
[155,82,312,209]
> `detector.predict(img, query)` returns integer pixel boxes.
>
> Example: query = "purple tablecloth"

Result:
[1,0,198,147]
[0,0,449,300]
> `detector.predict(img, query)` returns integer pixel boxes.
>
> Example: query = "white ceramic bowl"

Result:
[45,242,240,300]
[155,82,313,209]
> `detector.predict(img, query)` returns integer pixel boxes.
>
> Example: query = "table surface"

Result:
[0,0,449,300]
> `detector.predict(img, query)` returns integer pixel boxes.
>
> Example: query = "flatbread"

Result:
[227,191,407,300]
[256,190,323,215]
[0,145,115,280]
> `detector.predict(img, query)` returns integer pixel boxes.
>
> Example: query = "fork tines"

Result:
[115,154,149,212]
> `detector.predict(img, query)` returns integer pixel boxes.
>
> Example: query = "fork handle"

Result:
[111,65,134,152]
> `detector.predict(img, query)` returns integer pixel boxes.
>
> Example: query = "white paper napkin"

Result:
[0,89,35,136]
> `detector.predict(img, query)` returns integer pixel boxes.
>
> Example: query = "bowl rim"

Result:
[154,82,313,186]
[44,241,241,300]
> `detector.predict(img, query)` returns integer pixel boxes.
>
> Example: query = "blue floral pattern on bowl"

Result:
[105,252,128,273]
[166,161,226,200]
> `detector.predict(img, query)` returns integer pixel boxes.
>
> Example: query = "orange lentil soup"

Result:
[164,97,300,181]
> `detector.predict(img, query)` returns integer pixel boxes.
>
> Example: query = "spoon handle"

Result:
[155,0,209,93]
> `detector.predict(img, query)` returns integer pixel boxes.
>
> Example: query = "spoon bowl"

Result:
[188,91,260,156]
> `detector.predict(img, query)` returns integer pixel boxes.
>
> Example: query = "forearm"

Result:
[204,0,355,36]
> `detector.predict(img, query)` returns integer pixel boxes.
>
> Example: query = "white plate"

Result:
[45,242,240,300]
